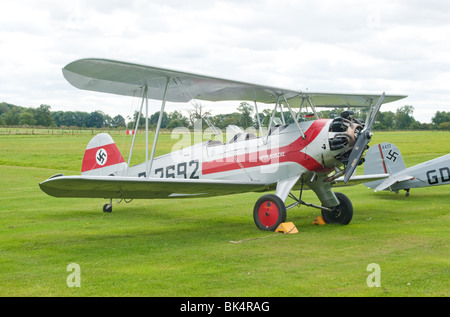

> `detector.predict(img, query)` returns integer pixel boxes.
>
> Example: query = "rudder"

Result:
[364,143,406,175]
[81,133,127,176]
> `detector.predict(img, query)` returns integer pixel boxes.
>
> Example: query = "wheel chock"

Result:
[275,222,298,234]
[312,216,326,225]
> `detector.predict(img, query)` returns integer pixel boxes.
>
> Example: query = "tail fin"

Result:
[364,143,406,175]
[81,133,127,176]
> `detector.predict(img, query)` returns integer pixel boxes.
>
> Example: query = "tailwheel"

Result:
[321,192,353,224]
[253,194,286,231]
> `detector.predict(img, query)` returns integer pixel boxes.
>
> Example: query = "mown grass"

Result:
[0,131,448,297]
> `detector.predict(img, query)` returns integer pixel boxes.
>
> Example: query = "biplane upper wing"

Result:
[63,58,407,107]
[39,175,270,199]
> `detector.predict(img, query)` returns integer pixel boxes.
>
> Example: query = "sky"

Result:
[1,0,450,123]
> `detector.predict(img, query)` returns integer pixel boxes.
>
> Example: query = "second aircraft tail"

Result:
[364,143,406,176]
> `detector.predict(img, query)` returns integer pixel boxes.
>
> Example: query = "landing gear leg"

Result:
[285,179,354,225]
[103,199,113,213]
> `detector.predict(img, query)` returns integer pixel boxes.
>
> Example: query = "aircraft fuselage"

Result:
[122,119,342,186]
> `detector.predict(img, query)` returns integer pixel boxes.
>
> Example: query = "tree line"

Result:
[1,101,449,131]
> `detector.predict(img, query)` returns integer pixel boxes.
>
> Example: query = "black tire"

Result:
[103,204,112,213]
[253,194,287,231]
[321,192,353,224]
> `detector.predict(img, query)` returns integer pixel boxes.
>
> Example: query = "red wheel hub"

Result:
[258,201,279,228]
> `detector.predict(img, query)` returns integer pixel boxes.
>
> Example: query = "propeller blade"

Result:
[343,130,371,183]
[343,93,385,183]
[366,92,385,131]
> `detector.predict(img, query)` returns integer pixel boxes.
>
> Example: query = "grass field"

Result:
[0,130,448,297]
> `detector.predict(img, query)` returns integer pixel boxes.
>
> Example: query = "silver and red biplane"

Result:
[39,59,407,231]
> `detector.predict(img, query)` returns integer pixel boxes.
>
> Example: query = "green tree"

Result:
[237,102,254,129]
[0,102,14,116]
[166,111,189,129]
[51,111,64,126]
[222,112,241,128]
[86,111,104,128]
[73,111,89,127]
[318,109,339,119]
[260,109,272,126]
[395,105,416,129]
[1,107,19,125]
[19,110,36,126]
[149,111,169,128]
[438,122,450,130]
[374,111,395,130]
[130,111,145,128]
[35,104,55,126]
[111,115,126,128]
[210,113,229,129]
[102,111,112,127]
[431,111,450,129]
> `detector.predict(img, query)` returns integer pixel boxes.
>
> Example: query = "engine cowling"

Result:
[328,111,364,165]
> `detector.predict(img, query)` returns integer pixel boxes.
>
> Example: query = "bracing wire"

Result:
[120,88,142,168]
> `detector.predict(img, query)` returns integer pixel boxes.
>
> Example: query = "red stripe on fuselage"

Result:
[202,119,329,175]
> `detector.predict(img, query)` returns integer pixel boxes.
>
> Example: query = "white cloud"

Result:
[1,0,449,123]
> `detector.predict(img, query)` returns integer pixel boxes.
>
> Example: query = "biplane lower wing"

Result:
[39,175,270,199]
[39,172,389,200]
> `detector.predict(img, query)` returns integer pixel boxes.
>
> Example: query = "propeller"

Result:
[343,92,385,183]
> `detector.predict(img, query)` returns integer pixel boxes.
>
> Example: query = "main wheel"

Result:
[103,203,112,213]
[321,192,353,224]
[253,194,287,231]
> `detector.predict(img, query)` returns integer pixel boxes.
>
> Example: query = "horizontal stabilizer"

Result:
[374,175,415,192]
[333,173,390,186]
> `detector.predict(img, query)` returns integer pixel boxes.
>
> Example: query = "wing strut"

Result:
[145,86,149,176]
[265,95,281,145]
[126,86,147,174]
[279,102,286,124]
[147,77,170,178]
[283,96,306,139]
[296,97,306,121]
[253,101,264,138]
[306,96,320,119]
